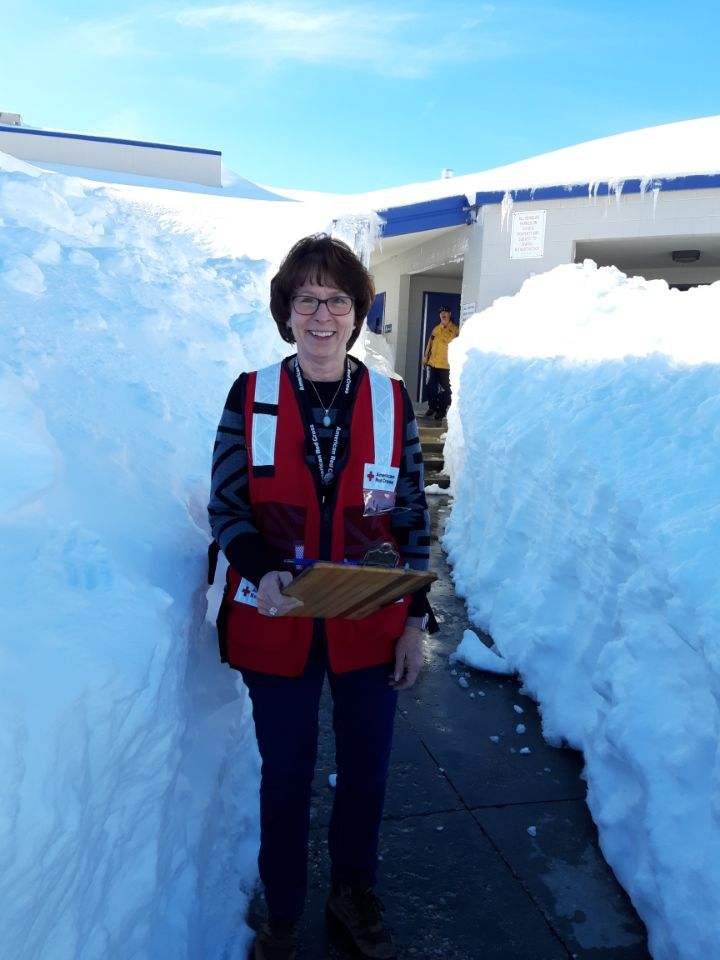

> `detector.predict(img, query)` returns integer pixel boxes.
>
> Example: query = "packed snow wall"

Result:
[0,156,304,959]
[445,261,720,960]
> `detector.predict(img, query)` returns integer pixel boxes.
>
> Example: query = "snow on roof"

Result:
[28,160,290,201]
[347,114,720,211]
[4,114,719,231]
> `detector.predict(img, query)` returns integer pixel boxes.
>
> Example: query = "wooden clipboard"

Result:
[282,563,437,619]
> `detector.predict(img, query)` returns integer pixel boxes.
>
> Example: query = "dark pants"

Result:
[241,631,398,923]
[426,366,451,416]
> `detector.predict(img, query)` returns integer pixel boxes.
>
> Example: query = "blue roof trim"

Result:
[0,124,221,157]
[378,194,470,238]
[474,172,720,206]
[374,173,720,239]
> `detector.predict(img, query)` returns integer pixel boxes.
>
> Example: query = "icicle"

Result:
[588,180,601,205]
[500,191,513,232]
[652,186,660,219]
[331,213,382,267]
[610,179,625,205]
[639,177,662,220]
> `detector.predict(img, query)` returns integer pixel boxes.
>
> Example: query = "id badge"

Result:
[363,463,399,516]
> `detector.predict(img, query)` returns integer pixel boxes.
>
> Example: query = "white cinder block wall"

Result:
[467,188,720,312]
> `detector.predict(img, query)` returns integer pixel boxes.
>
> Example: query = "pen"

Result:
[283,558,361,568]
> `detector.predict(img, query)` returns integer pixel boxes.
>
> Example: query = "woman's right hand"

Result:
[256,570,304,617]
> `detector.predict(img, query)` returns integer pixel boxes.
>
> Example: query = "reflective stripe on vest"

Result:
[250,362,395,469]
[251,362,282,467]
[367,367,394,468]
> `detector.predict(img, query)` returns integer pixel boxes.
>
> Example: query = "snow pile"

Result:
[450,630,513,676]
[0,153,320,959]
[445,262,720,960]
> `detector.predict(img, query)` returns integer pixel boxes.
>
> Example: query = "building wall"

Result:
[459,219,484,322]
[370,261,407,372]
[468,187,720,313]
[0,126,222,187]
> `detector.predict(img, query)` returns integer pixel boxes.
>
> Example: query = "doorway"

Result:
[417,291,461,403]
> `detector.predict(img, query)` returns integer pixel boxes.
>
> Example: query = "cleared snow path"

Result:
[246,498,650,960]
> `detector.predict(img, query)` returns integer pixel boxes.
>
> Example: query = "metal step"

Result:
[424,473,451,490]
[422,440,444,456]
[419,432,446,447]
[417,414,447,481]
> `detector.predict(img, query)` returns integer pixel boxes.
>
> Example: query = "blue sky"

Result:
[2,0,719,192]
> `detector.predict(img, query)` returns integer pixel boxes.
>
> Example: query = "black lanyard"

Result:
[293,358,352,485]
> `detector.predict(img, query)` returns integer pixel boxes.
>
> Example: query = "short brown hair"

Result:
[270,234,375,349]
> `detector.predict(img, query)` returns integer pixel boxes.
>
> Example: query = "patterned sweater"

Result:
[208,356,432,616]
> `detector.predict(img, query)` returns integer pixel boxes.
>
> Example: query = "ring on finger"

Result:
[269,606,278,617]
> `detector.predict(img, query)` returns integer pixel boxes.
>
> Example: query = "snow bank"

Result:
[0,153,341,959]
[445,262,720,960]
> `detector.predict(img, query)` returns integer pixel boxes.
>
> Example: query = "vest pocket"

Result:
[340,505,398,564]
[252,501,307,555]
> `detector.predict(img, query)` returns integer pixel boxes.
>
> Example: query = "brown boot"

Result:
[326,883,397,959]
[253,919,299,960]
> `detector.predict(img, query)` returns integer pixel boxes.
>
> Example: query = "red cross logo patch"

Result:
[242,587,251,597]
[367,470,375,482]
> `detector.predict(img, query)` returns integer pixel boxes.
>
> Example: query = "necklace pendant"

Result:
[322,413,331,427]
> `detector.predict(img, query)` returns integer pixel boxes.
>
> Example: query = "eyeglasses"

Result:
[291,294,354,317]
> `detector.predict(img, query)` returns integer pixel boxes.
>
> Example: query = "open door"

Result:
[417,291,461,403]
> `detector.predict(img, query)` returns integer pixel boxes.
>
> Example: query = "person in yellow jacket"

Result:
[423,306,459,420]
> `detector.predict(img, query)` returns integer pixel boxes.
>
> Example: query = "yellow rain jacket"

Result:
[424,322,459,370]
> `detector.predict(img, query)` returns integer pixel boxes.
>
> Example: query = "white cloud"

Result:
[176,2,373,32]
[172,1,511,78]
[64,15,158,59]
[52,2,513,79]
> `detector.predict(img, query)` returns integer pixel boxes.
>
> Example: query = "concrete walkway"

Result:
[251,496,652,959]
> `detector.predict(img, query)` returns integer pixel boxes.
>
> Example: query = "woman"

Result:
[208,234,433,960]
[423,305,459,420]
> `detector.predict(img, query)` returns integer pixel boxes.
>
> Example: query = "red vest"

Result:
[219,362,410,676]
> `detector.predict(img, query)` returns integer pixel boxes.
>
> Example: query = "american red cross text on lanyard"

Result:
[293,357,352,486]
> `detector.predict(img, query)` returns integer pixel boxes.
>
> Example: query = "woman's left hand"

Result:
[256,570,304,617]
[389,626,425,690]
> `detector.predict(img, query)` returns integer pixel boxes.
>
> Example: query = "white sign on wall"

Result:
[460,301,476,324]
[510,210,547,260]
